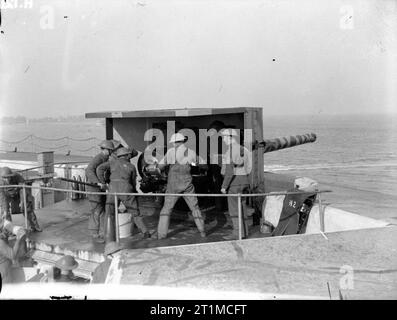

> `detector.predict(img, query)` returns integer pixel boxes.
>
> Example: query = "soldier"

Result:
[0,167,42,232]
[100,140,138,185]
[0,220,27,284]
[97,147,150,243]
[85,139,114,242]
[156,133,206,240]
[220,129,252,240]
[53,255,87,283]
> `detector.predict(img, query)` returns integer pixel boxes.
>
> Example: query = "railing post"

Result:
[22,185,28,229]
[114,194,120,243]
[237,193,242,241]
[318,192,325,232]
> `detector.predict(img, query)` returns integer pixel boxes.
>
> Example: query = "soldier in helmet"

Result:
[156,133,206,239]
[0,167,42,232]
[0,220,28,284]
[220,128,252,240]
[53,255,88,283]
[100,139,138,185]
[97,147,150,243]
[85,140,114,242]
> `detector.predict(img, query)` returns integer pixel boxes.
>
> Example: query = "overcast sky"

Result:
[0,0,396,118]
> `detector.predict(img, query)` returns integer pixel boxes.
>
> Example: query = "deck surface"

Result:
[10,199,397,299]
[117,226,397,299]
[11,198,264,263]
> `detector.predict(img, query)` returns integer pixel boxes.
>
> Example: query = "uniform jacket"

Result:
[160,144,201,193]
[85,153,109,184]
[97,158,137,192]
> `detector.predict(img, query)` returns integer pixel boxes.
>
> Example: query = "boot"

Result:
[29,214,42,232]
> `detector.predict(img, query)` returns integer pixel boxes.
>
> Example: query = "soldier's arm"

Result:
[86,155,103,184]
[192,150,208,170]
[130,165,137,191]
[0,239,14,260]
[96,161,110,184]
[0,188,11,219]
[221,163,234,191]
[244,147,253,175]
[0,229,25,261]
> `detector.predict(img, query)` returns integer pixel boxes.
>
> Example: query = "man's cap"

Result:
[220,128,239,137]
[169,133,185,143]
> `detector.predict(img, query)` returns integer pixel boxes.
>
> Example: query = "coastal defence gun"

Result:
[86,107,317,199]
[254,133,316,153]
[137,132,317,194]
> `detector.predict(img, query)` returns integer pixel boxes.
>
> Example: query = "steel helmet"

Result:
[0,166,14,178]
[116,147,132,157]
[169,133,185,143]
[55,255,79,271]
[104,241,124,256]
[220,128,239,137]
[111,139,123,149]
[98,140,114,150]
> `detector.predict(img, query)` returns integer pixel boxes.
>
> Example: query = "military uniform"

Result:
[221,142,252,238]
[157,144,205,239]
[0,172,41,231]
[0,219,26,283]
[85,152,109,237]
[97,157,148,242]
[100,149,138,184]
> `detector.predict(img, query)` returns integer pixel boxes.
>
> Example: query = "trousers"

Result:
[227,184,250,238]
[87,185,106,236]
[157,183,205,239]
[104,182,148,242]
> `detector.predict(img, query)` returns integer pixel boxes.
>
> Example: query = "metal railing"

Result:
[0,184,331,242]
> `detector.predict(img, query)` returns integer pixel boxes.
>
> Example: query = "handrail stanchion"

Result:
[237,193,242,241]
[22,185,28,229]
[318,192,325,232]
[114,194,120,243]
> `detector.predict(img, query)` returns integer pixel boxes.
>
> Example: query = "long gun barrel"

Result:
[256,133,317,153]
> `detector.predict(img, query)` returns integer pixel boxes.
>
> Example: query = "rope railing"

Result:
[0,184,332,198]
[16,161,90,173]
[0,135,101,143]
[0,184,330,242]
[0,135,101,155]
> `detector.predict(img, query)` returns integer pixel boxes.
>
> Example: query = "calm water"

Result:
[1,113,396,220]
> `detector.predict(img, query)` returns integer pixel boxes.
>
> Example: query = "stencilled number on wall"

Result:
[288,200,297,209]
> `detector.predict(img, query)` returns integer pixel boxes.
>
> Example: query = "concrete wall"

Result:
[306,204,390,234]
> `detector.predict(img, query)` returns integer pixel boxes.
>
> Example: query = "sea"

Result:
[0,113,396,222]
